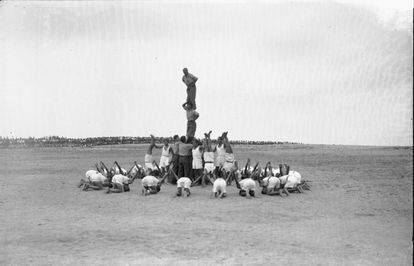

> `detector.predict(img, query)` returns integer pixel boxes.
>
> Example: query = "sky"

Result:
[0,0,412,146]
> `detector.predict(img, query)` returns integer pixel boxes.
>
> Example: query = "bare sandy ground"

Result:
[0,144,412,265]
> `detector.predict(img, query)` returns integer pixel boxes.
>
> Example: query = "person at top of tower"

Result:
[182,68,198,110]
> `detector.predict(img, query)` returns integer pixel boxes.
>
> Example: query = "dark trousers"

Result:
[187,120,196,139]
[172,154,179,175]
[186,86,196,109]
[167,154,179,184]
[192,169,204,184]
[178,156,191,178]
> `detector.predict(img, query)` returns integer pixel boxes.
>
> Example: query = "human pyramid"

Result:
[78,68,310,198]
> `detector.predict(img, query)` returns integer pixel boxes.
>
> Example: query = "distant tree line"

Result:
[0,136,297,148]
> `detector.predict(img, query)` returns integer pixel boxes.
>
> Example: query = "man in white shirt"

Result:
[212,168,227,198]
[238,177,256,199]
[221,132,235,173]
[141,169,168,196]
[193,131,215,186]
[284,171,304,193]
[80,167,108,191]
[214,136,225,168]
[176,177,192,197]
[159,139,173,175]
[234,159,258,199]
[145,135,162,170]
[259,162,283,196]
[106,174,133,193]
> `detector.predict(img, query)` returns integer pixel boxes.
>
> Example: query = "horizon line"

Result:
[1,135,412,148]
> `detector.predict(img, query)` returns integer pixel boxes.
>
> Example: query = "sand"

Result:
[0,144,412,265]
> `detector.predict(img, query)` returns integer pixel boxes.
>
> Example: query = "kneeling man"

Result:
[212,168,227,198]
[141,170,167,196]
[176,177,192,197]
[235,159,258,199]
[107,174,133,193]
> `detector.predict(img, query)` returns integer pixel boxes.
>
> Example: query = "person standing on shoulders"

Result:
[182,102,199,139]
[182,68,198,110]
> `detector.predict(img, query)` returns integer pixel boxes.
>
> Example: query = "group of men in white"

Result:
[78,68,310,197]
[78,131,310,199]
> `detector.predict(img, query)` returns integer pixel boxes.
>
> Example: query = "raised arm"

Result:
[190,76,198,86]
[153,161,161,173]
[244,158,251,174]
[100,161,109,174]
[114,161,124,174]
[134,162,144,179]
[126,162,136,176]
[268,163,273,176]
[234,174,241,189]
[252,162,259,172]
[264,162,270,177]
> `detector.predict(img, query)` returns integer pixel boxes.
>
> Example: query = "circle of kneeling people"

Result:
[78,157,310,199]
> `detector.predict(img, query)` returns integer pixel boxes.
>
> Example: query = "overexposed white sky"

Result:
[0,0,412,145]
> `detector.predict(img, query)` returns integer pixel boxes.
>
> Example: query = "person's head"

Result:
[180,136,186,143]
[184,102,193,111]
[173,135,179,141]
[217,137,223,144]
[163,139,169,146]
[193,138,201,148]
[183,68,188,75]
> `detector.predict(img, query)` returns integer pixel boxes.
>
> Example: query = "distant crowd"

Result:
[0,136,297,148]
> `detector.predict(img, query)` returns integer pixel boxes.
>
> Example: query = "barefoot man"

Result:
[141,168,168,196]
[193,131,215,186]
[212,168,227,198]
[182,68,198,110]
[159,139,173,175]
[214,136,225,168]
[176,177,192,197]
[145,135,162,171]
[222,132,235,173]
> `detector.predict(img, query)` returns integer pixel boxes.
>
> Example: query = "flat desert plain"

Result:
[0,144,412,265]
